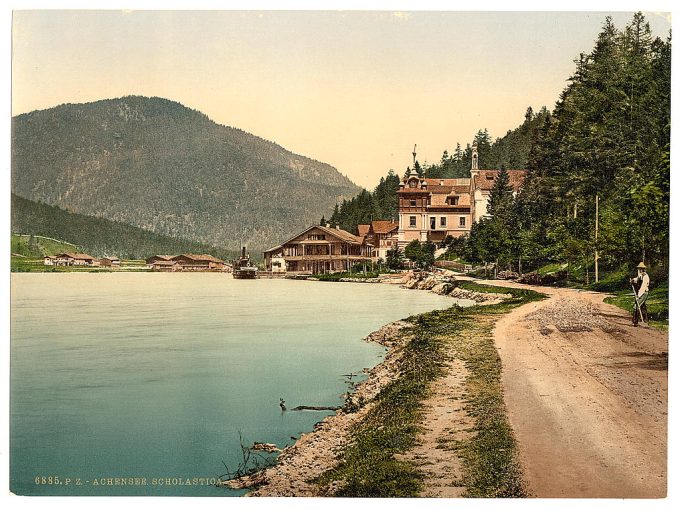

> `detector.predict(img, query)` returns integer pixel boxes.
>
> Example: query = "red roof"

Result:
[370,220,398,234]
[423,178,470,187]
[357,224,370,236]
[473,170,526,192]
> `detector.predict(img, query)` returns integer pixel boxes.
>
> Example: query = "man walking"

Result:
[630,262,650,325]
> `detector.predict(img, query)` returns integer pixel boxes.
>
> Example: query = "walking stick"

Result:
[630,282,645,325]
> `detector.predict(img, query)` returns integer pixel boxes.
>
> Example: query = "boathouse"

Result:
[171,254,226,271]
[263,225,373,274]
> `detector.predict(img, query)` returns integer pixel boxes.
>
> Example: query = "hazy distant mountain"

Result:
[11,96,361,251]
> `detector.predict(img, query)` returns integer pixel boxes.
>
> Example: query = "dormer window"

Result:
[447,196,459,206]
[486,174,495,180]
[408,179,418,188]
[439,180,444,186]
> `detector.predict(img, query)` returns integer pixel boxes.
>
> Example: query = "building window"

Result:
[459,217,466,227]
[409,179,417,188]
[309,234,326,240]
[447,196,459,205]
[440,217,446,227]
[409,216,417,228]
[430,217,436,230]
[409,199,416,207]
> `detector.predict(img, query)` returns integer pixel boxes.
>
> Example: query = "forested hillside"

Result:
[460,14,670,280]
[12,96,360,251]
[11,194,238,260]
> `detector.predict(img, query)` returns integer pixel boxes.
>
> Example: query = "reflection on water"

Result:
[10,273,459,496]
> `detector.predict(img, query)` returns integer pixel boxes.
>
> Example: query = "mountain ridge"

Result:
[12,95,361,251]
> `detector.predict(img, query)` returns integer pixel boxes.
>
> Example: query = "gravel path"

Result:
[482,280,668,498]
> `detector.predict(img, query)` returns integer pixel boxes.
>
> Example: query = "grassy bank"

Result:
[316,282,545,497]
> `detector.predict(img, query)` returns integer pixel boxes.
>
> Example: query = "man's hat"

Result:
[637,262,647,269]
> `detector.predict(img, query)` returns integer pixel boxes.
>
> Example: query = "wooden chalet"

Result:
[263,225,373,274]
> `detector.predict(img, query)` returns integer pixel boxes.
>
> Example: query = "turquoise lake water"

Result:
[10,273,461,496]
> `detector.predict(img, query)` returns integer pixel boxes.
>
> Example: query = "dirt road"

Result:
[485,280,667,497]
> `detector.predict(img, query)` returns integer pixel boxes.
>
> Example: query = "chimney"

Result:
[336,225,340,230]
[241,246,246,258]
[325,222,331,228]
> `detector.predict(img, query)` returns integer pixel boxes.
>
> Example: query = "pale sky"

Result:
[11,9,672,189]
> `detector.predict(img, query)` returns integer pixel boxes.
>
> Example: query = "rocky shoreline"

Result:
[219,320,415,496]
[335,271,512,305]
[219,272,509,496]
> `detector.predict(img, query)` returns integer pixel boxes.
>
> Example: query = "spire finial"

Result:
[412,144,417,167]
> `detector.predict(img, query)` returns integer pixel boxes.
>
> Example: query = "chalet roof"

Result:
[146,255,174,262]
[317,225,365,244]
[370,220,398,234]
[173,254,225,263]
[263,224,366,253]
[357,224,370,237]
[101,256,120,261]
[57,252,95,260]
[473,169,526,192]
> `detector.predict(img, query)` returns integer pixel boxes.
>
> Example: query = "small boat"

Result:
[232,247,258,279]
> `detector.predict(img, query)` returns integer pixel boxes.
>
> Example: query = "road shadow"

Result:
[606,351,668,371]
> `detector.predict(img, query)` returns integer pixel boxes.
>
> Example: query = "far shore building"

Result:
[263,225,373,274]
[99,256,121,268]
[172,254,226,271]
[52,252,98,266]
[357,220,399,261]
[150,260,181,272]
[397,141,526,248]
[145,254,226,271]
[145,255,173,268]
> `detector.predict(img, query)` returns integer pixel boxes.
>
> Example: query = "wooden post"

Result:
[595,194,599,283]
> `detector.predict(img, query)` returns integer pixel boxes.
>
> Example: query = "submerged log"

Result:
[291,405,340,411]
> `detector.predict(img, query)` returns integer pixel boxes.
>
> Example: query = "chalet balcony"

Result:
[281,254,371,261]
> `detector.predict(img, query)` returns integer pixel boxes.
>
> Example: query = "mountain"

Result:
[11,193,238,261]
[11,96,361,251]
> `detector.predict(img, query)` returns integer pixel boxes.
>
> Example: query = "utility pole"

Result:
[595,194,599,283]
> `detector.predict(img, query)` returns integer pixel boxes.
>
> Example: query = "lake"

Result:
[10,273,464,496]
